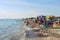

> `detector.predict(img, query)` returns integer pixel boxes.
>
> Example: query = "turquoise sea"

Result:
[0,19,23,40]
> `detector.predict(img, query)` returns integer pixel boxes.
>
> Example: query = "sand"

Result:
[24,29,60,40]
[9,26,60,40]
[25,37,60,40]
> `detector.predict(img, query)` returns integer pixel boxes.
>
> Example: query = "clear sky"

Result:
[0,0,60,19]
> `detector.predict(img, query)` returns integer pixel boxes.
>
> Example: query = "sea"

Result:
[0,19,23,40]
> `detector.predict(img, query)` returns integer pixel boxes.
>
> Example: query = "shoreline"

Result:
[8,25,60,40]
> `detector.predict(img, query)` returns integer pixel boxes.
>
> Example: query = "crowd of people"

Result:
[24,15,60,28]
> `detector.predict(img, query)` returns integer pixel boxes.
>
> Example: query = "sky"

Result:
[0,0,60,19]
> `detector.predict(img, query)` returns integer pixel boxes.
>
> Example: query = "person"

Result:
[24,19,29,26]
[28,19,35,28]
[37,17,43,25]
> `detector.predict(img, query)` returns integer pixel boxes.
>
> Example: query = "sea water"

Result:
[0,19,23,40]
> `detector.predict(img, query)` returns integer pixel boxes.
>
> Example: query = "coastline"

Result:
[8,25,60,40]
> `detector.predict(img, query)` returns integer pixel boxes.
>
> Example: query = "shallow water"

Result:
[0,19,23,40]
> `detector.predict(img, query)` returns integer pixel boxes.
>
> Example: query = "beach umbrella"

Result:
[46,16,50,19]
[39,15,45,18]
[50,16,55,18]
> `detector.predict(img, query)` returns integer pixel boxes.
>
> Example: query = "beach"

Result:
[25,29,60,40]
[9,26,60,40]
